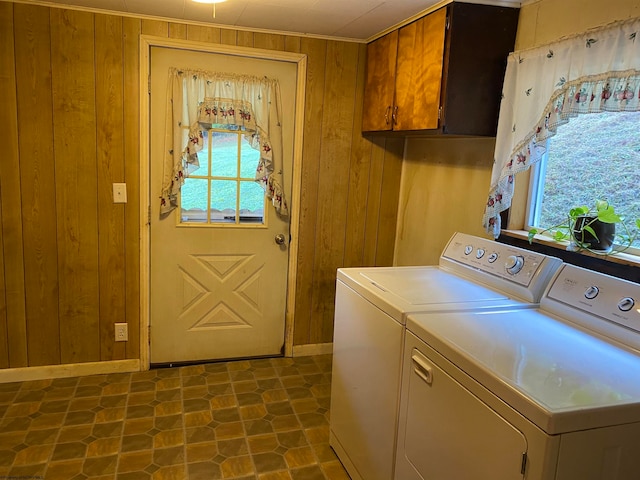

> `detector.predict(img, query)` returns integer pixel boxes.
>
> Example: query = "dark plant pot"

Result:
[572,216,615,251]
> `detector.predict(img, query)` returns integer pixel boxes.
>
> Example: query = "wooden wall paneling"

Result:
[220,29,237,45]
[0,126,6,369]
[284,36,301,53]
[169,23,187,39]
[187,24,222,43]
[310,41,360,344]
[50,9,100,364]
[0,202,8,368]
[343,43,370,267]
[14,4,61,366]
[142,19,168,37]
[1,3,396,364]
[123,17,141,359]
[254,32,285,51]
[362,136,386,265]
[375,138,404,266]
[236,30,254,47]
[96,14,126,361]
[292,37,327,346]
[0,2,28,368]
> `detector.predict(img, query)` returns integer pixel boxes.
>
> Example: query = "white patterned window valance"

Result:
[160,68,288,217]
[483,18,640,237]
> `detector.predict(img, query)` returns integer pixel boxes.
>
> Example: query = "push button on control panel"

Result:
[618,297,635,312]
[488,253,498,263]
[464,245,473,255]
[476,249,485,259]
[584,286,599,300]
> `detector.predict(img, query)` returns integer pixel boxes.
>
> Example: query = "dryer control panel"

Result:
[544,264,640,350]
[440,232,562,303]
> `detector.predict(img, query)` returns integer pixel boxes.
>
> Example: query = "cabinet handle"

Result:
[384,105,392,125]
[392,105,398,125]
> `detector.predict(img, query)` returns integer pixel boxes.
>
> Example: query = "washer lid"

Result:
[337,267,514,323]
[407,308,640,434]
[360,269,507,305]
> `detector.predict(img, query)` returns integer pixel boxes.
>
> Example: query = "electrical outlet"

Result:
[115,323,128,342]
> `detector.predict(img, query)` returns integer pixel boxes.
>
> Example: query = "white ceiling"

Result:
[18,0,521,41]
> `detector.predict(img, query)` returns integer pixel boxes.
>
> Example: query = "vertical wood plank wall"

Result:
[0,2,402,368]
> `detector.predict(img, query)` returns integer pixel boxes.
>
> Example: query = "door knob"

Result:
[275,234,286,245]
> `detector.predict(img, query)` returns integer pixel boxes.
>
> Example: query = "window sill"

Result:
[499,230,640,283]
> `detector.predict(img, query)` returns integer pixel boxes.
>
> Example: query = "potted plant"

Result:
[528,200,640,254]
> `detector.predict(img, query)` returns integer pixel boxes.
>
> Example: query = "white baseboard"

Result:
[292,342,333,357]
[0,359,141,384]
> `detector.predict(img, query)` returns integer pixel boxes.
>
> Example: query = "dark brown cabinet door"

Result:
[441,3,519,135]
[362,30,398,132]
[395,8,447,131]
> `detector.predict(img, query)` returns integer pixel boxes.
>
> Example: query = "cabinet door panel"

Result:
[394,9,446,131]
[362,30,397,132]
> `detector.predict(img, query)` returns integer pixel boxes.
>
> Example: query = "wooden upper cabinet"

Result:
[394,9,447,131]
[362,2,519,136]
[361,30,398,132]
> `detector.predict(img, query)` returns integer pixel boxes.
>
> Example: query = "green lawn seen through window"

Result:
[537,111,640,248]
[180,130,265,224]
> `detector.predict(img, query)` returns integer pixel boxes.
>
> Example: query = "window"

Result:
[527,111,640,251]
[180,129,265,225]
[161,69,287,218]
[483,17,640,251]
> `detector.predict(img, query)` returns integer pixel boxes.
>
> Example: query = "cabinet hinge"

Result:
[148,74,151,95]
[438,106,442,120]
[148,205,151,225]
[445,16,450,30]
[520,452,527,475]
[148,325,151,345]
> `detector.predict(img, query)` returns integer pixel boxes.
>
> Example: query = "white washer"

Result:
[397,264,640,480]
[329,232,562,480]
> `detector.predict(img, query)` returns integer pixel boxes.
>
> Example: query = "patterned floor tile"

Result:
[0,355,348,479]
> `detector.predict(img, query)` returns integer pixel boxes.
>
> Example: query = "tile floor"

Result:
[0,355,350,480]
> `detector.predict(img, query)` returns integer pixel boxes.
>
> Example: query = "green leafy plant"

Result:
[528,200,640,255]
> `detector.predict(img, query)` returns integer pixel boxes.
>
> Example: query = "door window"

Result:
[180,128,266,225]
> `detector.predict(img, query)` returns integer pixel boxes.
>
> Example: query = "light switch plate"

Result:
[113,183,127,203]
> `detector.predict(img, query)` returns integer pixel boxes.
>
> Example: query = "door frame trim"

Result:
[139,35,307,369]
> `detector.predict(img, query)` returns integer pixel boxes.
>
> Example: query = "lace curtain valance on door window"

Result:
[160,67,288,217]
[483,18,640,237]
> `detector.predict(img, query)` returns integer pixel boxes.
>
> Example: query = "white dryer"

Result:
[329,232,562,480]
[397,264,640,480]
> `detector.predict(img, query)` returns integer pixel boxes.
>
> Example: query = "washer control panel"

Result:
[442,232,561,287]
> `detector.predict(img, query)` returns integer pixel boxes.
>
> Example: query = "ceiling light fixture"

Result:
[192,0,227,19]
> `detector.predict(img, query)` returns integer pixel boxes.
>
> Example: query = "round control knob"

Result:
[464,245,473,255]
[584,286,599,300]
[476,249,485,259]
[488,253,498,263]
[505,255,524,275]
[618,297,635,312]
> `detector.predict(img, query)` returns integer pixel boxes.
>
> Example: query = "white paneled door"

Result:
[149,46,296,364]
